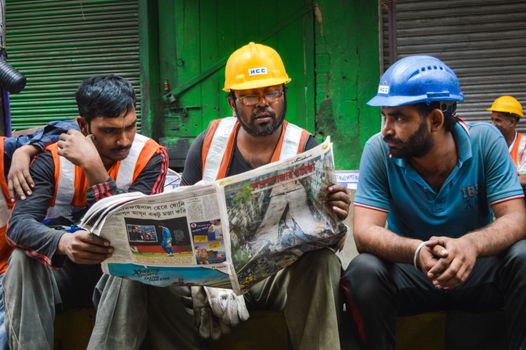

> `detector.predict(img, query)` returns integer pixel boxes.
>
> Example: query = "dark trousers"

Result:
[340,240,526,350]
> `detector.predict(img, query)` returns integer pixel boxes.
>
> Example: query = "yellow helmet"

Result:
[223,42,291,92]
[487,95,524,118]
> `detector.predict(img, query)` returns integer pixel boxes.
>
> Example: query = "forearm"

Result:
[462,210,526,257]
[355,225,422,264]
[7,214,64,265]
[86,151,168,206]
[82,158,110,187]
[14,144,40,158]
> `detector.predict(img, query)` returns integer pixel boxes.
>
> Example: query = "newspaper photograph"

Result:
[217,137,347,293]
[81,137,347,294]
[79,183,233,288]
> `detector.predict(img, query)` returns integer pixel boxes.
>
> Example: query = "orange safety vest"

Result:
[46,134,163,219]
[0,137,14,274]
[509,132,526,169]
[201,117,311,181]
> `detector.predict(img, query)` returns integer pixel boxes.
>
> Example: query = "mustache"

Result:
[252,108,276,119]
[383,135,402,144]
[111,145,132,152]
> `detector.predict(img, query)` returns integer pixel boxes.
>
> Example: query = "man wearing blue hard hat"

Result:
[341,55,526,349]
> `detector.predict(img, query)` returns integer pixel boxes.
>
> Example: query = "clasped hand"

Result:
[416,236,477,290]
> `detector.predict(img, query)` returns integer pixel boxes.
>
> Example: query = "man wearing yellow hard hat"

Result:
[489,96,526,187]
[88,42,350,350]
[180,42,350,350]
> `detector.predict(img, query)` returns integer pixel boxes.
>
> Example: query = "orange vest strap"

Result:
[271,121,290,163]
[201,119,222,172]
[0,137,10,207]
[297,129,311,154]
[133,139,164,182]
[510,133,524,167]
[0,226,10,274]
[0,139,11,274]
[46,144,61,208]
[216,123,239,180]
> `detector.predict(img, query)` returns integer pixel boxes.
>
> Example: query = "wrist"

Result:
[15,144,40,158]
[413,241,427,270]
[461,234,479,256]
[80,156,104,172]
[57,232,70,255]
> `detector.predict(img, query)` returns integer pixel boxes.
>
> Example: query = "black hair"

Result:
[498,112,520,124]
[415,101,458,132]
[75,75,136,122]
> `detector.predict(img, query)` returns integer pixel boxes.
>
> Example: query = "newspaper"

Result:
[80,137,347,294]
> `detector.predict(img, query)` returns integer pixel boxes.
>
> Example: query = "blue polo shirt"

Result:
[354,121,524,240]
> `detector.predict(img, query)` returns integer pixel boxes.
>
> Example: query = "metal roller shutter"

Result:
[381,0,526,130]
[5,0,140,130]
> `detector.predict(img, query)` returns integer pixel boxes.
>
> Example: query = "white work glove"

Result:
[189,286,231,340]
[204,287,250,327]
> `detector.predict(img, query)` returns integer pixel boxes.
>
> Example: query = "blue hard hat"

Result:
[368,55,464,107]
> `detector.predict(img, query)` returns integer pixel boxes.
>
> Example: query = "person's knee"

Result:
[7,249,27,267]
[5,249,34,281]
[505,240,526,273]
[341,253,389,300]
[300,248,341,276]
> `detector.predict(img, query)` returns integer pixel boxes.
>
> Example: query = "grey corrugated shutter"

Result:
[382,0,526,130]
[5,0,140,130]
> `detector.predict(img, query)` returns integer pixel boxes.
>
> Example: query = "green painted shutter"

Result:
[5,0,141,130]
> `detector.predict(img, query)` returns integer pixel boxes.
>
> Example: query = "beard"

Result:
[235,101,286,137]
[383,119,433,159]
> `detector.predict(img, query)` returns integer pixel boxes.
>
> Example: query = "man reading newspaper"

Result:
[88,42,350,350]
[184,43,349,349]
[4,75,168,349]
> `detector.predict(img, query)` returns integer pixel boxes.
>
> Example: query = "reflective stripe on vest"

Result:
[46,154,76,219]
[47,133,152,219]
[201,117,310,182]
[510,132,526,168]
[116,134,148,191]
[202,117,238,183]
[279,122,304,160]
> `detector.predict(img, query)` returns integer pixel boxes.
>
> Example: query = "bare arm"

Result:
[8,144,40,201]
[353,206,422,264]
[464,197,526,256]
[428,198,526,289]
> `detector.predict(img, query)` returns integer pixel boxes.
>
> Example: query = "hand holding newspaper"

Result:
[79,137,347,294]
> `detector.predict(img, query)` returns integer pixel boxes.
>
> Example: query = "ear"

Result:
[76,117,89,135]
[227,95,236,116]
[428,109,445,132]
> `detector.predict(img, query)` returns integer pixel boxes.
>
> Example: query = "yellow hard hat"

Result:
[487,95,524,118]
[223,42,291,92]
